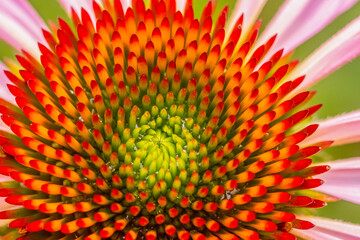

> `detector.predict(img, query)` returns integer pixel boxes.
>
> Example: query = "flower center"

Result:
[0,1,331,240]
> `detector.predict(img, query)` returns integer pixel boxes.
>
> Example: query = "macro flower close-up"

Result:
[0,0,359,239]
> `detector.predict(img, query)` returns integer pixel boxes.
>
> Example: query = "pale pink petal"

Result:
[0,198,21,211]
[58,0,100,22]
[0,63,16,106]
[292,228,356,240]
[0,0,47,58]
[0,175,13,182]
[58,0,95,14]
[322,158,360,170]
[13,0,45,28]
[0,62,14,133]
[176,0,186,12]
[58,0,131,19]
[317,183,360,205]
[315,158,360,204]
[57,0,81,12]
[0,0,45,40]
[301,110,360,147]
[0,64,16,132]
[120,0,131,10]
[0,14,38,56]
[259,0,357,55]
[292,216,360,240]
[0,176,19,211]
[226,0,267,41]
[0,220,11,227]
[0,29,24,53]
[0,118,11,133]
[286,16,360,96]
[0,62,10,85]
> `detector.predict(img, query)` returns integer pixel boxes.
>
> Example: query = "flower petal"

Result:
[0,198,21,212]
[0,118,10,133]
[0,0,47,58]
[259,0,357,55]
[286,16,360,96]
[121,0,131,9]
[226,0,267,40]
[0,63,17,132]
[176,0,186,12]
[301,110,360,147]
[0,176,19,211]
[0,63,16,105]
[58,0,97,16]
[58,0,131,18]
[292,216,360,240]
[315,158,360,204]
[0,174,13,183]
[322,158,360,170]
[0,0,45,39]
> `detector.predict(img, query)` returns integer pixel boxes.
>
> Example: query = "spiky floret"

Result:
[0,0,333,239]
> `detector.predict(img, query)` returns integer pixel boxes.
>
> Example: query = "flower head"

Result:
[0,0,359,240]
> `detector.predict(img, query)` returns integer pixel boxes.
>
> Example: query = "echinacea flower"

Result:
[0,0,359,239]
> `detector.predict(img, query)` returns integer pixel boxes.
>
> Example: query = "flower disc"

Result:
[0,0,331,240]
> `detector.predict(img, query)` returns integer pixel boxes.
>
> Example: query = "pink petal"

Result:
[0,198,21,212]
[0,15,38,56]
[301,110,360,147]
[0,63,16,106]
[0,62,10,85]
[317,184,360,205]
[0,0,45,40]
[0,0,47,58]
[0,29,24,52]
[292,229,354,240]
[259,0,357,55]
[316,158,360,204]
[292,216,360,240]
[226,0,267,41]
[0,176,19,211]
[0,220,11,228]
[176,0,186,12]
[0,175,13,183]
[286,16,360,96]
[121,0,131,9]
[322,158,360,170]
[58,0,131,19]
[0,63,16,132]
[0,118,11,133]
[57,0,100,22]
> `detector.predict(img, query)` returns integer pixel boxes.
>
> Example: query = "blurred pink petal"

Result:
[292,216,360,240]
[0,220,11,228]
[58,0,131,18]
[121,0,131,9]
[0,118,10,133]
[0,176,19,211]
[315,158,360,204]
[287,16,360,96]
[0,175,13,183]
[57,0,102,22]
[0,0,47,58]
[259,0,357,55]
[301,110,360,147]
[176,0,186,12]
[0,0,45,40]
[0,63,16,106]
[0,63,16,132]
[226,0,267,41]
[0,198,21,212]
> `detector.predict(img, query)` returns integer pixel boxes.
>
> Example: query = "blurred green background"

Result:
[0,0,359,224]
